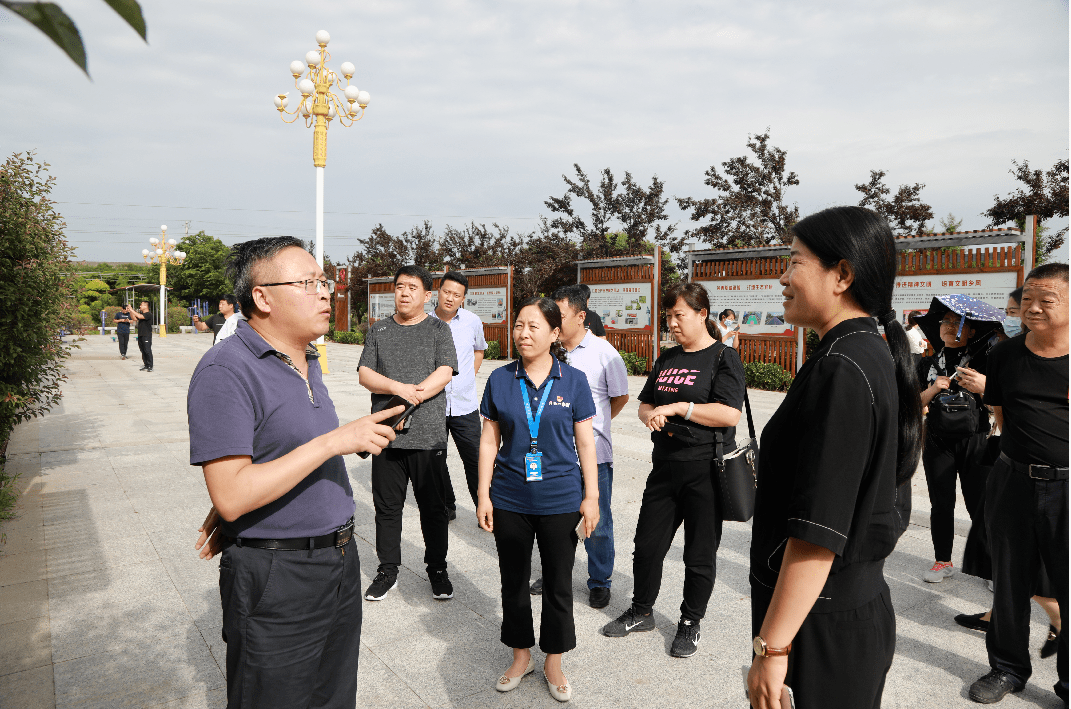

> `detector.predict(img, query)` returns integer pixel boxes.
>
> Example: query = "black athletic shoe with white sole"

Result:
[670,619,700,657]
[601,606,656,637]
[430,570,454,599]
[364,572,397,601]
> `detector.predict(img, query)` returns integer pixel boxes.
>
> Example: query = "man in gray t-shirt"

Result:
[358,265,459,602]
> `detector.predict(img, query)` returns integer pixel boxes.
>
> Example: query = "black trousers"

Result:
[219,539,362,709]
[371,447,449,574]
[493,508,580,654]
[751,585,896,709]
[441,410,482,510]
[985,457,1068,697]
[137,335,153,368]
[117,331,129,356]
[922,431,987,561]
[632,457,723,622]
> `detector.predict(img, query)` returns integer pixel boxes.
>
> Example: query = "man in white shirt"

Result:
[192,294,245,345]
[531,284,630,608]
[429,271,487,519]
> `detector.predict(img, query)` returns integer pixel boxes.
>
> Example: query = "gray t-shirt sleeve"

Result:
[358,323,378,371]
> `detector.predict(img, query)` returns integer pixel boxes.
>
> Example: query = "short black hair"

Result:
[552,285,586,314]
[394,264,433,291]
[226,236,305,317]
[1009,287,1023,305]
[441,270,468,295]
[219,294,238,308]
[577,283,591,306]
[1025,262,1069,284]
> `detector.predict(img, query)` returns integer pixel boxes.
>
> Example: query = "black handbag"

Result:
[926,352,980,437]
[710,346,759,523]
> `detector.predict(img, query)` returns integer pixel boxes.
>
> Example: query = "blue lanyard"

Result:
[519,375,554,451]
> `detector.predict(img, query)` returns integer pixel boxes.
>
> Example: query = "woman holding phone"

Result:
[716,308,740,348]
[477,297,599,702]
[602,283,745,658]
[747,206,923,709]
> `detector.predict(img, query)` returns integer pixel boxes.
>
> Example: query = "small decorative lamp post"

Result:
[141,225,186,338]
[275,29,370,366]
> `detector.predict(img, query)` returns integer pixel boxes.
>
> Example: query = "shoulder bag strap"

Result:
[710,344,757,444]
[710,344,726,463]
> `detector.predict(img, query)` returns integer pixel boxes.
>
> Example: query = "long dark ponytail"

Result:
[517,296,568,363]
[791,206,923,485]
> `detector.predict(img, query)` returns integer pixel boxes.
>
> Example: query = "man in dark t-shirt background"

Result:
[968,263,1069,705]
[358,264,459,602]
[577,283,607,339]
[114,305,133,359]
[130,300,154,371]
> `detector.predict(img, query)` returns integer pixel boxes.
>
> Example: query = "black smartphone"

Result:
[356,396,418,459]
[661,421,698,442]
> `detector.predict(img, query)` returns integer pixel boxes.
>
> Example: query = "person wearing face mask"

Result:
[917,307,992,584]
[716,309,739,348]
[1002,287,1025,338]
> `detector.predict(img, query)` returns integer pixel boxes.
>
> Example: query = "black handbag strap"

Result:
[708,343,756,463]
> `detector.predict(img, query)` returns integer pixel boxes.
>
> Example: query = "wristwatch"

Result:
[753,636,791,657]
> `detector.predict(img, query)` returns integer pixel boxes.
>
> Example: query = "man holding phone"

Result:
[359,265,459,601]
[129,300,154,371]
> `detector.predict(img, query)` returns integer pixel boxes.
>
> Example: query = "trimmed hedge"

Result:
[618,350,647,375]
[484,340,502,360]
[743,361,793,391]
[330,329,364,345]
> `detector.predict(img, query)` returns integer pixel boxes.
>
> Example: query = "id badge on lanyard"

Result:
[520,376,554,483]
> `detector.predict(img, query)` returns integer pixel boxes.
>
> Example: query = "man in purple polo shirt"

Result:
[189,236,403,709]
[430,270,487,519]
[531,285,630,608]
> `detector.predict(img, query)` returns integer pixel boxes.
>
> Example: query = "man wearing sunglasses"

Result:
[189,236,403,709]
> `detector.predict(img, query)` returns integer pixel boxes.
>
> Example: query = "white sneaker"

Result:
[923,561,954,583]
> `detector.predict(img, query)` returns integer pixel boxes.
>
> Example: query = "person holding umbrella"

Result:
[915,295,1003,584]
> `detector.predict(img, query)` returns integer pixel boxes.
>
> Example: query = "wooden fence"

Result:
[897,244,1023,274]
[605,330,656,370]
[736,334,798,375]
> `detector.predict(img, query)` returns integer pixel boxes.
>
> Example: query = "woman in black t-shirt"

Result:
[746,207,923,709]
[600,283,745,659]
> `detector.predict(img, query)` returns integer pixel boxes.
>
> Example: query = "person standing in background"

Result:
[577,284,607,339]
[430,271,487,519]
[193,295,243,345]
[130,300,154,372]
[716,309,739,348]
[905,311,927,368]
[114,304,133,360]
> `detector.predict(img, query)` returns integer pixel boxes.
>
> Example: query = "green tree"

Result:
[937,213,963,234]
[0,152,77,464]
[983,158,1069,263]
[161,231,232,307]
[676,130,800,250]
[1,0,146,76]
[854,169,934,235]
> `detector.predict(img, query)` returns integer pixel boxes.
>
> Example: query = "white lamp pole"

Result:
[275,29,371,370]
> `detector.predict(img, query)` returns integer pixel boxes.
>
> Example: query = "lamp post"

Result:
[141,225,186,338]
[275,29,371,366]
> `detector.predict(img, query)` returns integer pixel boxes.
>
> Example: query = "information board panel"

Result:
[697,279,793,335]
[891,272,1017,325]
[464,287,509,324]
[588,283,653,331]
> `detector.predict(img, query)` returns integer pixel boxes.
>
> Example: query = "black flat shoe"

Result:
[1040,625,1059,659]
[955,612,990,632]
[588,587,611,609]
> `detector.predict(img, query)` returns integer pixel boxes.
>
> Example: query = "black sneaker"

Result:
[968,670,1023,703]
[139,366,148,371]
[447,507,457,522]
[601,606,655,638]
[529,577,543,595]
[670,619,701,658]
[1040,625,1059,659]
[364,572,397,601]
[588,587,611,609]
[430,569,453,600]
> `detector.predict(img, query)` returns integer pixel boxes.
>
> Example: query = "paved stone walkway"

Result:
[0,333,1061,708]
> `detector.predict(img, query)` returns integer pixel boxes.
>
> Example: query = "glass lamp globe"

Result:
[155,249,163,256]
[315,30,330,45]
[168,239,176,245]
[340,62,355,78]
[142,249,149,256]
[299,79,315,95]
[289,60,305,76]
[344,85,360,100]
[305,50,320,67]
[160,225,167,232]
[356,90,371,107]
[149,237,159,245]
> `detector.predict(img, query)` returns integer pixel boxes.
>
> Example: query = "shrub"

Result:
[618,350,647,375]
[743,361,793,391]
[167,306,191,333]
[331,330,364,345]
[484,340,502,360]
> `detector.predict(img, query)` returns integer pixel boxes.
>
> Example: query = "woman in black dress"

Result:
[601,282,745,658]
[747,206,923,709]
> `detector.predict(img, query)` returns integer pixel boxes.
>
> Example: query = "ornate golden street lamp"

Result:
[274,29,370,366]
[141,225,186,338]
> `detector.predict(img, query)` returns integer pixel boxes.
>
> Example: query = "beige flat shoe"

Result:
[545,671,572,702]
[495,655,535,692]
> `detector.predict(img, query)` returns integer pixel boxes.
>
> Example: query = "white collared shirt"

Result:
[430,307,487,415]
[565,330,630,464]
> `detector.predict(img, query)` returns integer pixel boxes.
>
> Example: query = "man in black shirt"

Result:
[577,284,607,338]
[130,301,154,372]
[193,295,239,344]
[114,305,133,359]
[969,263,1069,705]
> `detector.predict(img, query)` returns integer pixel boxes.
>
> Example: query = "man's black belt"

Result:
[228,517,354,551]
[1000,452,1069,481]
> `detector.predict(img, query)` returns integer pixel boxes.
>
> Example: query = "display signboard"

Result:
[697,279,793,336]
[891,272,1017,324]
[588,283,653,331]
[465,286,509,324]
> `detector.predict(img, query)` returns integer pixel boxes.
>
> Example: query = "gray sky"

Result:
[3,0,1068,264]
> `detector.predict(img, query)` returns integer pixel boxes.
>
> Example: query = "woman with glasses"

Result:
[917,308,992,584]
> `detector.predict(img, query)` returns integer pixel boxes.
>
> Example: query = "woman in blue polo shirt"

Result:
[477,297,599,703]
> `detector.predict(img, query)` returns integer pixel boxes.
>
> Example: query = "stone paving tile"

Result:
[0,579,50,625]
[0,665,56,709]
[0,616,52,676]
